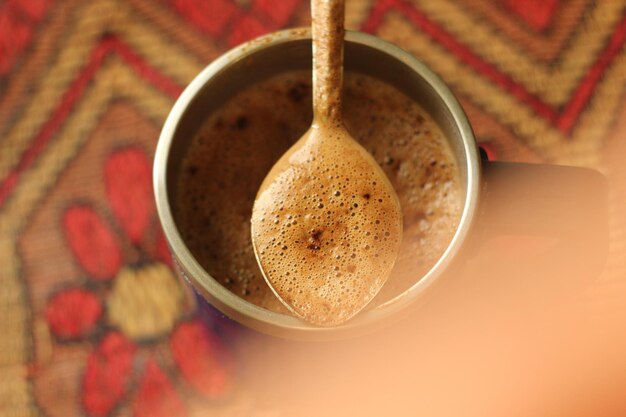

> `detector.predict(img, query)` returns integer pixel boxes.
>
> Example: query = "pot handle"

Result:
[477,151,608,277]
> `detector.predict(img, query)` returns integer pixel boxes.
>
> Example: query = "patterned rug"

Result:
[1,0,625,416]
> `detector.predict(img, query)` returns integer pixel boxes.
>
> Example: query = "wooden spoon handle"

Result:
[312,0,345,126]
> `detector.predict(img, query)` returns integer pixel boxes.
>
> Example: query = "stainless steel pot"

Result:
[154,29,606,340]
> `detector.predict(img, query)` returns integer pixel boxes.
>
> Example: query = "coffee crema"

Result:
[176,71,462,315]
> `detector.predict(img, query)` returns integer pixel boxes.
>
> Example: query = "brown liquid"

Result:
[176,71,462,314]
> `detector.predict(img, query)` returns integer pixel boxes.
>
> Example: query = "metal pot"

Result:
[154,29,606,340]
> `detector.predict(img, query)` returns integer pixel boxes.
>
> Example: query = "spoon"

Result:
[251,0,403,326]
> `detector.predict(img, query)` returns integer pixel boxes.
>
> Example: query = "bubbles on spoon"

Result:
[251,128,402,326]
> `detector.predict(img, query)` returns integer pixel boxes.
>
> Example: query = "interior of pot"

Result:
[159,31,479,338]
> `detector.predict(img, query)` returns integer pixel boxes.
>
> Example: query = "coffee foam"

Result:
[176,71,462,314]
[251,126,402,326]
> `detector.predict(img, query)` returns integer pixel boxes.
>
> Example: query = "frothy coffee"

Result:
[252,124,403,325]
[176,71,462,316]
